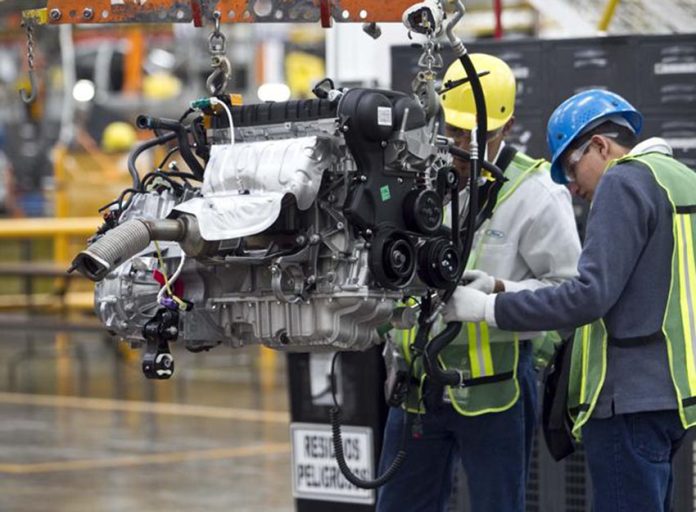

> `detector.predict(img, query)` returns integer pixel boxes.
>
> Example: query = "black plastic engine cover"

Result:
[227,98,338,127]
[339,88,427,234]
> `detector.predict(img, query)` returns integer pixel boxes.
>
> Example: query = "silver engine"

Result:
[73,87,460,361]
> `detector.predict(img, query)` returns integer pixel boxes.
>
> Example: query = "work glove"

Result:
[442,284,498,327]
[462,269,496,294]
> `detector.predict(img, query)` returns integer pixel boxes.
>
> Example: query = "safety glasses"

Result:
[563,132,618,182]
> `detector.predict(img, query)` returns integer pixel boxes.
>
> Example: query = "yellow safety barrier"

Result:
[0,216,100,311]
[0,217,101,240]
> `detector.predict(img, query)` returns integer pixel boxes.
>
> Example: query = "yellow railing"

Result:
[0,217,101,240]
[0,217,100,311]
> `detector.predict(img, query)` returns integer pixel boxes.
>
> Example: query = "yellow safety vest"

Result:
[568,152,696,439]
[396,151,547,415]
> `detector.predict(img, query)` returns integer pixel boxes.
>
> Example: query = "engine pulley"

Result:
[417,237,461,289]
[369,229,416,290]
[403,189,443,235]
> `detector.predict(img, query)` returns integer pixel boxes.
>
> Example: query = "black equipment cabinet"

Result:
[287,347,388,512]
[392,34,696,167]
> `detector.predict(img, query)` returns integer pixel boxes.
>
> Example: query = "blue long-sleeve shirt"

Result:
[495,154,678,416]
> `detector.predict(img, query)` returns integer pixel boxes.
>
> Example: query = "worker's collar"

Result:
[491,141,518,177]
[491,140,506,164]
[630,137,673,156]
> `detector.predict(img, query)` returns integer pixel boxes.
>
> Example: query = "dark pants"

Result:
[582,410,686,512]
[376,344,537,512]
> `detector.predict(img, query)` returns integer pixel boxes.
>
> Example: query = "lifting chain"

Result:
[206,11,232,96]
[19,19,38,104]
[412,32,443,120]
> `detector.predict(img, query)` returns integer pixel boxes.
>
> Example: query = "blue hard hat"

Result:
[546,89,643,184]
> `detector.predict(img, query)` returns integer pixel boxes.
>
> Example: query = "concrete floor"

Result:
[0,330,294,512]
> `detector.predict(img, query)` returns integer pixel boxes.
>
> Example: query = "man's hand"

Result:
[462,270,495,293]
[442,285,490,323]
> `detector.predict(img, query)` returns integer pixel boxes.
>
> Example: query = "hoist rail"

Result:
[36,0,416,25]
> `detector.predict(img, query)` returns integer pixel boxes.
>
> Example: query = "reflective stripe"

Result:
[468,323,481,377]
[400,327,414,365]
[580,325,591,405]
[676,214,696,394]
[467,322,493,378]
[495,159,545,205]
[480,322,494,375]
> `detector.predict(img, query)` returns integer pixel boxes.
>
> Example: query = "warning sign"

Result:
[291,423,375,505]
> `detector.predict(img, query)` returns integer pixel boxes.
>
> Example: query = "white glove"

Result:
[462,269,496,294]
[442,285,498,326]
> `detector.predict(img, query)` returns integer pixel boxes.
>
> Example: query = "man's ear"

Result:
[592,134,611,158]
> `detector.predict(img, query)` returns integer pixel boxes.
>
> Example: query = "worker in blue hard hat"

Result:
[377,54,581,512]
[443,88,693,511]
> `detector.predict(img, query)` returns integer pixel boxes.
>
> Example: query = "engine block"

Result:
[75,87,461,357]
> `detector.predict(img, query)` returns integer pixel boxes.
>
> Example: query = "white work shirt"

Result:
[463,145,581,340]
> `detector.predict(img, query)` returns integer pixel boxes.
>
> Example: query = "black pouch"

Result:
[541,335,576,461]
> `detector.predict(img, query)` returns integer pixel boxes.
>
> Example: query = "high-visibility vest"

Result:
[396,151,547,415]
[568,152,696,439]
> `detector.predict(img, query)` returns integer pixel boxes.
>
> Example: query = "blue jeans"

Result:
[582,411,686,512]
[376,343,538,512]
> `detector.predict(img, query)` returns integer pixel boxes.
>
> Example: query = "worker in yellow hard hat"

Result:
[101,122,137,154]
[377,54,582,512]
[441,52,516,185]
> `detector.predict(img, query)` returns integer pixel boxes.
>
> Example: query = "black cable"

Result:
[136,115,205,180]
[98,187,137,213]
[128,132,177,189]
[190,117,210,164]
[448,145,506,182]
[423,52,488,389]
[162,171,202,182]
[157,146,180,171]
[328,352,407,489]
[452,52,487,295]
[141,171,185,192]
[438,70,490,95]
[178,107,194,124]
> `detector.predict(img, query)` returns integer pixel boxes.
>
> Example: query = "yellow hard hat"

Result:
[101,122,136,153]
[441,53,516,132]
[143,72,182,101]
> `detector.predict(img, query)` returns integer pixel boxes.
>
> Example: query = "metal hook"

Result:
[19,69,37,104]
[206,64,229,96]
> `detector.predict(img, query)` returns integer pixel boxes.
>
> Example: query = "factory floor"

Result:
[0,330,294,512]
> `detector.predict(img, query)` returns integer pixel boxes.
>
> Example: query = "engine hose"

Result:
[329,407,406,489]
[423,50,487,388]
[191,117,210,163]
[136,115,205,180]
[70,219,185,281]
[449,145,506,182]
[128,132,178,189]
[450,169,461,258]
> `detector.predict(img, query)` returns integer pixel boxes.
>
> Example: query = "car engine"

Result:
[71,83,468,377]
